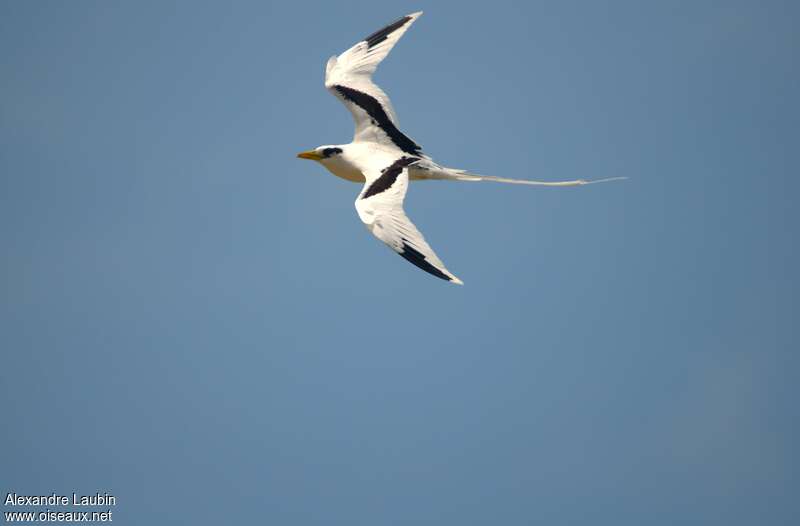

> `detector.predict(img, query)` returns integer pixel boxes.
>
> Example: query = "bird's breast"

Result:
[324,161,366,183]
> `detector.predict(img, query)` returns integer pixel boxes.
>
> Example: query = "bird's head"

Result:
[296,146,344,163]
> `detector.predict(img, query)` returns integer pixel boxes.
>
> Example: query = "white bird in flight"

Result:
[297,11,622,285]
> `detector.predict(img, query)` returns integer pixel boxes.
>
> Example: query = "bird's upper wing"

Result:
[355,156,462,285]
[325,12,424,157]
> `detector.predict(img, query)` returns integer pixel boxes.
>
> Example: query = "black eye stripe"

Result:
[322,147,343,157]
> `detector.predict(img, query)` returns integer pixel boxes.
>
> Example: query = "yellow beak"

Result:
[297,150,323,161]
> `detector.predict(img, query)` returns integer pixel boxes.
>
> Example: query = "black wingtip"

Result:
[364,15,414,49]
[398,242,454,283]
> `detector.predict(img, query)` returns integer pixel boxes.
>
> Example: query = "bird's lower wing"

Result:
[355,158,463,285]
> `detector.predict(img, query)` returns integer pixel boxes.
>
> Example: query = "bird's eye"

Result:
[322,147,343,157]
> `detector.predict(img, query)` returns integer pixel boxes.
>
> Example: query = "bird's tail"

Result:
[446,169,627,186]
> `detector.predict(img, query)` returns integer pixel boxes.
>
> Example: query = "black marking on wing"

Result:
[399,242,452,282]
[334,85,422,156]
[364,15,413,49]
[362,157,418,199]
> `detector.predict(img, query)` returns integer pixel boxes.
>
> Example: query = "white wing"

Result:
[355,157,463,285]
[325,12,424,156]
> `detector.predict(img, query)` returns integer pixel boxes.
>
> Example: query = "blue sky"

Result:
[1,1,797,524]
